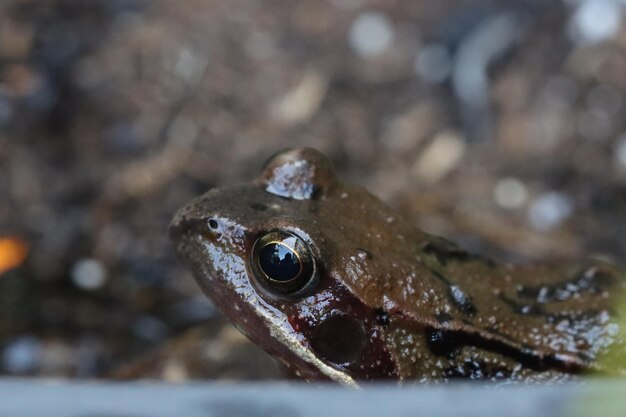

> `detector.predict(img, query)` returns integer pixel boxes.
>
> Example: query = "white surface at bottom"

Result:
[1,379,623,417]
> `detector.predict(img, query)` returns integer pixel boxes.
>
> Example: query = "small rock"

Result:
[413,130,465,183]
[528,192,573,231]
[271,71,327,125]
[493,177,528,209]
[569,0,623,45]
[349,11,394,58]
[71,258,107,291]
[2,336,41,374]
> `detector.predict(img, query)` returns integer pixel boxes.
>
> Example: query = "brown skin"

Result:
[170,148,626,384]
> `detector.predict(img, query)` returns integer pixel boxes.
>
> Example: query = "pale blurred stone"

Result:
[569,0,624,45]
[271,71,327,125]
[413,131,465,183]
[71,258,107,291]
[528,192,573,231]
[349,11,394,57]
[2,336,41,374]
[382,103,439,153]
[493,177,528,209]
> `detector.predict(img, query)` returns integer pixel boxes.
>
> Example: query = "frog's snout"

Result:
[169,197,217,243]
[170,191,239,248]
[169,209,203,242]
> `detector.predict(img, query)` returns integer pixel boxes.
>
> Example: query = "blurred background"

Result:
[0,0,625,380]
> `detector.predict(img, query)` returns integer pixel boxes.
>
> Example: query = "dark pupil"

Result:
[259,242,301,281]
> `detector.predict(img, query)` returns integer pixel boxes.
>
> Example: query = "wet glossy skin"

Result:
[170,148,626,385]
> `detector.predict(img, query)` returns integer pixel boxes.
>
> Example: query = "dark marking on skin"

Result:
[426,328,460,358]
[250,202,267,211]
[442,358,513,380]
[310,186,322,201]
[422,239,496,267]
[500,295,547,316]
[375,308,390,326]
[517,266,617,303]
[431,270,477,316]
[434,312,453,324]
[426,327,585,374]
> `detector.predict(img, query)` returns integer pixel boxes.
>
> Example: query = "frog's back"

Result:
[378,249,626,380]
[316,187,626,379]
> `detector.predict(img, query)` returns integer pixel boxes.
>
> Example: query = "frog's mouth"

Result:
[173,228,358,386]
[246,298,360,386]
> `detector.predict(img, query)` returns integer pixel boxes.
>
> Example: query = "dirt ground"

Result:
[0,0,625,380]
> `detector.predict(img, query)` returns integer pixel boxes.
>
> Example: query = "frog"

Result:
[170,147,626,385]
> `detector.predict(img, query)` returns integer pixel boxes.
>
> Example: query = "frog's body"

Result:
[170,148,626,384]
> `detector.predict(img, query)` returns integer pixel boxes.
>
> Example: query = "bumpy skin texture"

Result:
[170,148,626,384]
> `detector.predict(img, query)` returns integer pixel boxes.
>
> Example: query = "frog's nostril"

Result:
[169,216,222,243]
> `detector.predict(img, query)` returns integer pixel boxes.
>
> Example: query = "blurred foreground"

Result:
[4,379,626,417]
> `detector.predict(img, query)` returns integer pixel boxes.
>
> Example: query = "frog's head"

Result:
[170,148,405,384]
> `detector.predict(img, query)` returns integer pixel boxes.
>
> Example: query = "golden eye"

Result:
[251,230,317,296]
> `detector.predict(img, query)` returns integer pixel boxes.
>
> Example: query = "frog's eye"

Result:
[251,230,317,296]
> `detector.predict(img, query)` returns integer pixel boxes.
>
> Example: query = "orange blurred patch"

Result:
[0,237,29,275]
